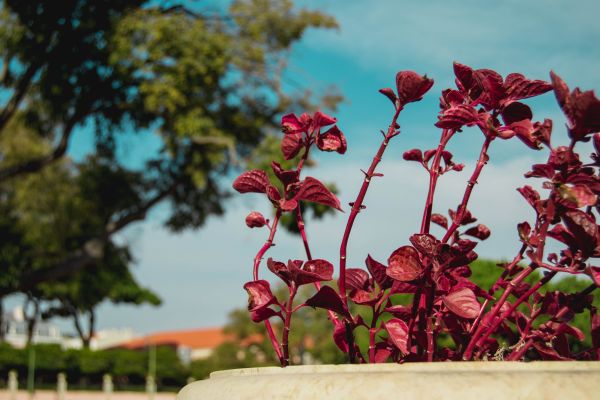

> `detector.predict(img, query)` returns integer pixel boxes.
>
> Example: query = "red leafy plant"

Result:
[233,63,600,365]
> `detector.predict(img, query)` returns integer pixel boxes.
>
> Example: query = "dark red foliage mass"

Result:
[234,64,599,366]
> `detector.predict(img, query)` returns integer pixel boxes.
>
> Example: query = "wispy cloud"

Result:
[302,0,600,89]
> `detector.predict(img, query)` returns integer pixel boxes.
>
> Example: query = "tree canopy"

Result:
[0,0,339,301]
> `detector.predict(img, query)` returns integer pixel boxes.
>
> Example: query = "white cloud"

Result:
[301,0,600,89]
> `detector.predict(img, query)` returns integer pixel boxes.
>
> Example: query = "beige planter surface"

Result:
[177,362,600,400]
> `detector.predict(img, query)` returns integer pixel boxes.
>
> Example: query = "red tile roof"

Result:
[118,327,262,350]
[120,327,226,350]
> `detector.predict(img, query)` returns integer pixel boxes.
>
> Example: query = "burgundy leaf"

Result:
[563,209,598,253]
[345,268,370,291]
[435,105,479,130]
[558,184,597,208]
[243,280,275,311]
[281,132,303,160]
[365,255,393,289]
[464,224,491,240]
[431,213,448,229]
[311,111,337,130]
[395,71,434,105]
[306,285,350,318]
[440,89,465,109]
[592,309,600,351]
[453,62,475,94]
[350,289,377,305]
[267,258,291,285]
[333,322,349,352]
[410,233,439,256]
[501,101,533,125]
[379,87,397,105]
[317,125,347,154]
[504,73,552,102]
[296,177,342,211]
[385,305,411,320]
[588,266,600,286]
[291,259,334,286]
[517,185,540,209]
[403,148,423,162]
[233,170,270,194]
[443,287,480,319]
[423,149,437,163]
[279,199,298,212]
[265,184,281,202]
[245,211,266,228]
[384,318,409,354]
[524,163,555,179]
[281,113,308,134]
[390,280,418,294]
[387,246,423,282]
[271,162,299,186]
[250,307,279,323]
[373,346,393,363]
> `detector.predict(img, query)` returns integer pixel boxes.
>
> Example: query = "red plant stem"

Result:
[251,209,284,362]
[425,284,435,361]
[442,136,493,243]
[339,106,402,305]
[420,129,454,234]
[463,265,535,360]
[295,208,340,326]
[405,285,423,354]
[506,338,534,361]
[281,283,298,366]
[474,271,558,351]
[469,246,526,335]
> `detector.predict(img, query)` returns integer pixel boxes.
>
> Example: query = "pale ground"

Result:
[0,390,177,400]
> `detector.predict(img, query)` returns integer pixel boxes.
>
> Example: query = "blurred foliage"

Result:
[0,0,339,301]
[0,343,186,389]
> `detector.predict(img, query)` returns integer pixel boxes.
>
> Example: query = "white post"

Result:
[8,370,18,400]
[57,372,67,400]
[146,375,156,400]
[102,374,113,400]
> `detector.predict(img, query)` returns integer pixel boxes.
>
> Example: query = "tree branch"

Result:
[0,112,79,182]
[0,183,177,296]
[0,61,41,134]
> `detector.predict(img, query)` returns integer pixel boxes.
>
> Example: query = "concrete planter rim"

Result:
[178,361,600,400]
[209,360,599,379]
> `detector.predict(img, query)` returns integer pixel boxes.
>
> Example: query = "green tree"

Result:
[0,0,338,297]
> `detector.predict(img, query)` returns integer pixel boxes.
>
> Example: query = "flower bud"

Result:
[245,211,267,228]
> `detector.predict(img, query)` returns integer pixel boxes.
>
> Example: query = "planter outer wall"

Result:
[177,362,600,400]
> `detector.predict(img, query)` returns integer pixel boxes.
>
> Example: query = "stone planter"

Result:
[178,362,599,400]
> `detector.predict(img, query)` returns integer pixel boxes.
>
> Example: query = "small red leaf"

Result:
[317,125,347,154]
[296,177,342,211]
[233,170,270,194]
[291,259,333,286]
[395,71,434,105]
[431,213,448,229]
[267,258,291,285]
[504,73,552,102]
[365,255,392,289]
[387,246,423,282]
[281,132,303,160]
[345,268,370,291]
[379,87,397,105]
[464,224,491,240]
[333,322,349,352]
[443,287,480,319]
[384,318,409,354]
[243,280,275,311]
[403,148,423,162]
[306,285,350,318]
[250,307,279,323]
[435,105,479,130]
[409,233,439,256]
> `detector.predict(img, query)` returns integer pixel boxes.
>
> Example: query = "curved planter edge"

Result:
[177,361,600,400]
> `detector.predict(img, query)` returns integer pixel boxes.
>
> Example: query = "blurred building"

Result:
[117,327,227,364]
[1,306,136,350]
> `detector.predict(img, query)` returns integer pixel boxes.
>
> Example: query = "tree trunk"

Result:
[0,297,4,341]
[83,309,96,349]
[24,297,40,346]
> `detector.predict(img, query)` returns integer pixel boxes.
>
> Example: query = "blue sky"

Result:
[10,0,600,336]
